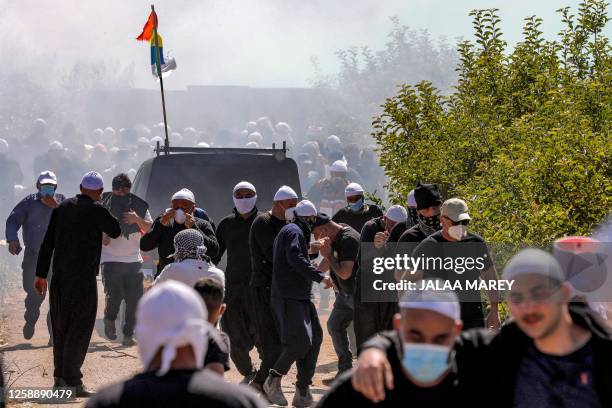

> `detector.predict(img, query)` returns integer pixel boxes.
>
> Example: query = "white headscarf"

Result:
[135,281,209,376]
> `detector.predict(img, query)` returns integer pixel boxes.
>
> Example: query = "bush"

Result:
[373,0,611,244]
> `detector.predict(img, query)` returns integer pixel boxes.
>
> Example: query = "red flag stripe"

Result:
[136,11,158,41]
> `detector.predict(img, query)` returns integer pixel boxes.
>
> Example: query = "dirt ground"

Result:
[0,260,343,407]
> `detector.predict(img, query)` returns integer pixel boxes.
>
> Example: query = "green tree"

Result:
[373,0,611,244]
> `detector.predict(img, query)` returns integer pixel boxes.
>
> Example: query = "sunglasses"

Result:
[443,216,470,226]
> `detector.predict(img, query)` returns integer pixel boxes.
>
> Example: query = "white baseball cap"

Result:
[38,170,57,185]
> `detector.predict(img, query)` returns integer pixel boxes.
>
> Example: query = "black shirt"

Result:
[86,369,265,408]
[36,195,121,282]
[398,224,428,243]
[205,329,231,372]
[387,220,408,244]
[249,212,286,288]
[413,231,494,328]
[318,331,460,407]
[140,216,219,276]
[213,208,260,288]
[332,205,384,234]
[330,225,360,295]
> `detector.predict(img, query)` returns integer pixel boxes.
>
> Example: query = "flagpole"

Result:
[151,4,170,154]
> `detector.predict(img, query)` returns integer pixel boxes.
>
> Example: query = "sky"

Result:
[0,0,606,90]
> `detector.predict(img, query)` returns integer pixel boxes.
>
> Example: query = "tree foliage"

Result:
[373,0,611,244]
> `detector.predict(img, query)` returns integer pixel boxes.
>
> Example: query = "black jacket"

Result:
[332,205,384,235]
[364,304,612,408]
[140,216,218,275]
[36,195,121,283]
[213,208,259,288]
[249,212,286,288]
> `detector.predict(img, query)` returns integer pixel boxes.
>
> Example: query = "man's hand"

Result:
[319,237,333,259]
[373,231,389,249]
[161,209,176,226]
[352,348,394,403]
[123,211,140,225]
[34,277,47,297]
[321,276,333,289]
[486,307,501,330]
[102,233,111,246]
[184,212,196,228]
[309,239,324,254]
[8,240,22,255]
[41,195,59,209]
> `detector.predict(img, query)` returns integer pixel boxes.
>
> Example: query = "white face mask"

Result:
[174,209,186,224]
[234,195,257,214]
[448,225,467,241]
[284,207,296,223]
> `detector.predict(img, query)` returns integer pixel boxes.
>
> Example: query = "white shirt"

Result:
[101,210,153,264]
[154,259,225,288]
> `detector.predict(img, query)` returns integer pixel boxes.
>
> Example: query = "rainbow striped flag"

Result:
[136,11,176,78]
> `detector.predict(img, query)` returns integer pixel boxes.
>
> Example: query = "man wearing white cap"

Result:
[5,170,65,342]
[87,281,265,408]
[332,182,384,234]
[413,198,500,330]
[212,181,262,385]
[319,280,464,406]
[140,188,218,276]
[264,200,332,407]
[354,205,408,347]
[249,185,299,390]
[35,171,121,396]
[307,159,350,216]
[352,249,612,407]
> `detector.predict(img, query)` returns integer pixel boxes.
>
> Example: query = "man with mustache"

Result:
[351,248,612,407]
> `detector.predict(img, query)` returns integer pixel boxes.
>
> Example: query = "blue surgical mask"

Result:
[40,185,55,197]
[402,343,451,384]
[348,197,364,212]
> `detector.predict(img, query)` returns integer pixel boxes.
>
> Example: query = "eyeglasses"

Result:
[508,283,561,304]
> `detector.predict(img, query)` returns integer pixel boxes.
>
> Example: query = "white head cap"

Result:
[345,182,364,197]
[295,200,317,217]
[399,279,461,321]
[49,141,64,151]
[81,171,104,190]
[407,189,417,208]
[0,139,8,154]
[245,141,259,148]
[233,181,256,194]
[274,185,298,201]
[503,248,564,282]
[329,160,348,173]
[386,205,407,223]
[197,142,210,148]
[135,280,209,376]
[172,188,195,203]
[327,135,341,145]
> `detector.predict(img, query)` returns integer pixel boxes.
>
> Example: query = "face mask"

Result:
[418,214,441,236]
[174,209,186,224]
[348,197,364,213]
[233,195,257,214]
[40,185,55,197]
[448,225,467,241]
[284,207,296,223]
[402,343,451,384]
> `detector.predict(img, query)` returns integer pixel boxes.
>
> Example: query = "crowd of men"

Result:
[2,130,611,407]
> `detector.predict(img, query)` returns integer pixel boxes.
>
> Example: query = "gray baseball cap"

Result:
[441,198,471,222]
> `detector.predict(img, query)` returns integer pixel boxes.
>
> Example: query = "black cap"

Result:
[312,213,331,228]
[414,182,442,210]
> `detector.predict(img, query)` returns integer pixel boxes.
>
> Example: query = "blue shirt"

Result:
[272,222,325,300]
[5,193,66,250]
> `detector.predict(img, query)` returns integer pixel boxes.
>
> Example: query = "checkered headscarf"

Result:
[169,229,208,262]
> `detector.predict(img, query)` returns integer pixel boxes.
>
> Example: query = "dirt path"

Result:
[1,262,341,407]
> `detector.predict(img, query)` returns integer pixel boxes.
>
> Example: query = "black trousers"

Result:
[250,286,281,385]
[50,275,97,386]
[101,262,143,337]
[353,300,398,347]
[271,297,323,389]
[21,247,51,335]
[221,285,260,377]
